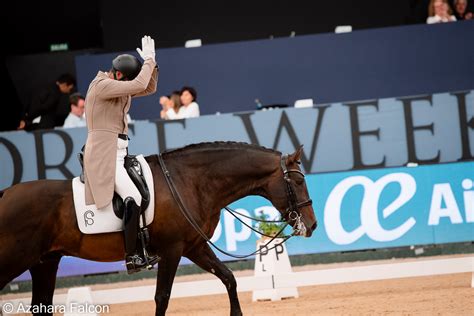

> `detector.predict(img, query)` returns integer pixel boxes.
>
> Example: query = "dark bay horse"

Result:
[0,142,316,315]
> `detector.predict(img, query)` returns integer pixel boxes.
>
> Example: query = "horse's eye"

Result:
[296,177,304,185]
[296,160,301,165]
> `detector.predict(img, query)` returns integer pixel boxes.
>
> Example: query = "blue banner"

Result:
[14,161,474,280]
[212,161,474,256]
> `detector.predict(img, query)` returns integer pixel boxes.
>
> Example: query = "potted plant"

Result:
[254,211,286,239]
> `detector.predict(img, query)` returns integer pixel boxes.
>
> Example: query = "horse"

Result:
[0,141,317,316]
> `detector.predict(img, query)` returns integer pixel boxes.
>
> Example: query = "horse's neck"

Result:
[161,149,279,211]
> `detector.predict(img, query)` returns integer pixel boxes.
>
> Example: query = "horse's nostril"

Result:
[311,222,317,231]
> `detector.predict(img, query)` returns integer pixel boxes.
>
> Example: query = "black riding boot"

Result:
[123,197,159,274]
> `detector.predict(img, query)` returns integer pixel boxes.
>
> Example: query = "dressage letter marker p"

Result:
[275,243,284,261]
[253,238,298,301]
[258,245,269,262]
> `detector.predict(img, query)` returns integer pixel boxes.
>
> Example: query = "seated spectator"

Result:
[18,73,76,130]
[173,86,200,119]
[427,0,457,23]
[159,95,170,105]
[62,93,86,128]
[159,93,172,119]
[453,0,473,20]
[160,91,183,120]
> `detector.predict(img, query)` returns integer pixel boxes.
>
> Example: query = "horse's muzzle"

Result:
[303,220,317,237]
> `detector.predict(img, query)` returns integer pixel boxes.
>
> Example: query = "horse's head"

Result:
[265,146,317,237]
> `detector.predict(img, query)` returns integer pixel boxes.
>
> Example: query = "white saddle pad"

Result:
[72,154,155,234]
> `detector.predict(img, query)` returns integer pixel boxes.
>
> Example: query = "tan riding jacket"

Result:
[84,58,158,208]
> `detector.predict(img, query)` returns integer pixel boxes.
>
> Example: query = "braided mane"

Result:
[161,141,281,157]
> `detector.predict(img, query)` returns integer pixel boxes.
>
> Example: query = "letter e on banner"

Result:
[361,173,417,242]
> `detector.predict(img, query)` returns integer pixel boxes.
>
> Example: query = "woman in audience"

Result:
[160,91,183,119]
[427,0,457,23]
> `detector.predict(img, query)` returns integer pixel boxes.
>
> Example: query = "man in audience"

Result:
[62,93,86,128]
[18,73,76,130]
[453,0,473,19]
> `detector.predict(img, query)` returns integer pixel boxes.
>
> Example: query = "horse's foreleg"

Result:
[29,253,62,316]
[0,238,40,291]
[154,244,183,316]
[186,243,242,316]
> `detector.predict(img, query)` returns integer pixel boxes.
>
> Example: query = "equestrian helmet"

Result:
[112,54,142,80]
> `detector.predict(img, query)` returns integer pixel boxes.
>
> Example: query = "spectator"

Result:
[160,91,183,119]
[62,93,86,128]
[159,95,171,112]
[18,73,76,130]
[163,86,200,119]
[453,0,473,19]
[427,0,457,23]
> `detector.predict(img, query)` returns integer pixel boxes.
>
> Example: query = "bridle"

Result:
[279,154,313,235]
[158,153,313,258]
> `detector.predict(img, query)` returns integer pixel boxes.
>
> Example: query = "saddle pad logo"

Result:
[84,210,95,227]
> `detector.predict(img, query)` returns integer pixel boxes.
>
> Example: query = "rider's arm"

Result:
[96,59,156,99]
[132,66,158,98]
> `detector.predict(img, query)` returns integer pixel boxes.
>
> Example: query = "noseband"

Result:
[280,154,313,224]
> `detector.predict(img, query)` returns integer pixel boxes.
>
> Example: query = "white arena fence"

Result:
[1,256,473,314]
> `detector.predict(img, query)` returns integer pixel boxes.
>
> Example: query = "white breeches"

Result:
[116,138,142,206]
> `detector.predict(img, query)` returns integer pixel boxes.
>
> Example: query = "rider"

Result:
[83,35,159,274]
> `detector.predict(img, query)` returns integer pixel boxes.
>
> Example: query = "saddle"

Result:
[77,148,150,219]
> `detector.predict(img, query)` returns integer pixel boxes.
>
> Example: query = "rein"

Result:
[223,206,288,239]
[157,153,311,259]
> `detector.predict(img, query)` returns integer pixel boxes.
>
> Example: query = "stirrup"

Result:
[125,252,160,274]
[138,226,160,269]
[125,254,145,274]
[125,254,159,274]
[140,237,161,270]
[144,253,160,270]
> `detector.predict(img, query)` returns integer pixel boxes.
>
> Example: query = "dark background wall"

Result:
[2,0,472,130]
[75,21,474,119]
[1,0,102,131]
[100,1,416,51]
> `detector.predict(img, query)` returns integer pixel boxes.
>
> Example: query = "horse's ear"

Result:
[288,145,304,164]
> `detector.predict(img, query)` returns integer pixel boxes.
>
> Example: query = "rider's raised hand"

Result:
[136,35,156,62]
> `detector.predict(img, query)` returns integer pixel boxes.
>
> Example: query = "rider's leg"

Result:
[122,197,146,273]
[115,138,158,273]
[115,138,142,202]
